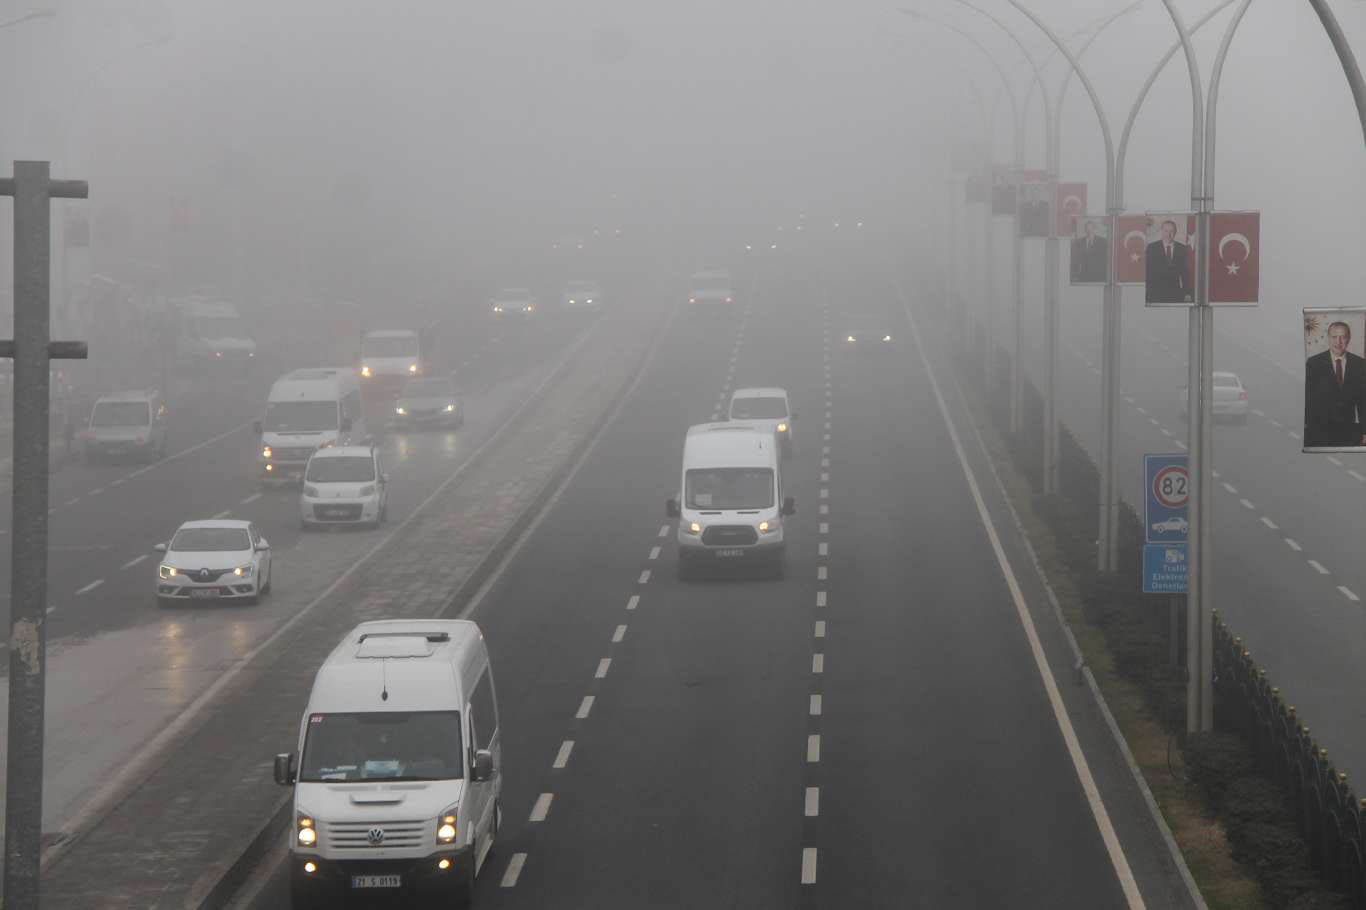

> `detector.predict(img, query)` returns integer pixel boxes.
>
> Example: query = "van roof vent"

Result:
[355,632,447,659]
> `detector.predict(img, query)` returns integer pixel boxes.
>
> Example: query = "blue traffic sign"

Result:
[1144,454,1189,545]
[1143,544,1189,594]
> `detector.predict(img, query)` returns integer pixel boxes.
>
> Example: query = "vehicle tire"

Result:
[379,503,388,524]
[261,571,272,596]
[452,840,477,908]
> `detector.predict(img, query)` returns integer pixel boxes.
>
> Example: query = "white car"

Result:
[562,279,603,313]
[300,445,389,530]
[1179,371,1248,423]
[1152,516,1189,534]
[155,519,271,607]
[728,387,796,457]
[687,270,735,307]
[490,288,537,321]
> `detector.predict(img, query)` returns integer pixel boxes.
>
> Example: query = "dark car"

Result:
[393,376,464,429]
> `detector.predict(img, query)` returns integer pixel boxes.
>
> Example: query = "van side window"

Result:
[468,669,498,752]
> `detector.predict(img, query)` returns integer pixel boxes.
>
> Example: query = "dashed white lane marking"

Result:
[1175,441,1187,450]
[823,433,830,441]
[1290,431,1302,440]
[658,524,670,537]
[1161,428,1172,438]
[121,554,148,570]
[1123,395,1134,404]
[817,566,827,580]
[819,488,828,499]
[824,410,831,419]
[1341,586,1361,602]
[648,546,661,561]
[75,579,103,596]
[1329,456,1344,466]
[1239,498,1255,510]
[820,457,830,467]
[576,696,594,719]
[809,694,822,715]
[1260,516,1278,530]
[529,793,554,822]
[823,422,831,430]
[1268,418,1282,428]
[66,498,81,507]
[110,477,125,486]
[595,658,612,678]
[553,740,574,769]
[812,654,824,674]
[212,509,231,519]
[637,570,651,584]
[1309,560,1330,575]
[612,624,627,643]
[818,542,828,556]
[801,847,818,884]
[815,591,827,607]
[1285,538,1302,551]
[822,445,830,454]
[501,853,527,887]
[1351,470,1366,482]
[1223,482,1238,494]
[241,492,262,505]
[88,487,104,496]
[819,504,828,515]
[1252,408,1266,417]
[807,734,821,762]
[820,472,830,482]
[46,605,56,614]
[1136,406,1147,415]
[626,594,639,611]
[1149,417,1159,426]
[818,522,828,534]
[1212,470,1221,479]
[805,787,820,816]
[815,620,826,638]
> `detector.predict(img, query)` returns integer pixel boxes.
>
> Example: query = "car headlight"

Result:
[358,484,376,498]
[304,484,320,498]
[847,335,856,343]
[568,298,576,305]
[262,446,272,459]
[883,334,892,342]
[493,305,504,313]
[689,297,696,304]
[445,403,456,412]
[585,298,593,304]
[395,406,407,415]
[215,351,222,358]
[759,520,778,533]
[159,564,177,579]
[777,422,788,433]
[360,366,372,378]
[233,563,253,577]
[687,521,702,534]
[409,363,418,373]
[524,304,535,312]
[297,813,317,847]
[437,807,458,844]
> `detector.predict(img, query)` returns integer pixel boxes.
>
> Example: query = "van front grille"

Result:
[702,525,759,546]
[325,818,429,850]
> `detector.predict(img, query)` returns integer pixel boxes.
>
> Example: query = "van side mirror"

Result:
[252,419,262,435]
[153,543,167,553]
[472,749,494,782]
[273,752,297,786]
[782,496,796,516]
[340,417,353,433]
[665,498,680,518]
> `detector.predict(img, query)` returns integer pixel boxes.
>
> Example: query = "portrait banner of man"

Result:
[1070,216,1110,285]
[1304,308,1366,451]
[1143,213,1197,305]
[1018,182,1052,237]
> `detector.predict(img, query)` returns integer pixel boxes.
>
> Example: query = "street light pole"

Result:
[1307,0,1366,147]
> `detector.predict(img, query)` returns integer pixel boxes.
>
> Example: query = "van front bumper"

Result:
[678,540,786,563]
[290,847,471,898]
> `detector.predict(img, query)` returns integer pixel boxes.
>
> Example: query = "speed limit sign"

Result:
[1145,454,1189,544]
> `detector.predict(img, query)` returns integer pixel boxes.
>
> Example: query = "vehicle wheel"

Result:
[452,840,477,907]
[379,503,388,524]
[261,571,272,596]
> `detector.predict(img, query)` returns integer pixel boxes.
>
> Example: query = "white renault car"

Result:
[300,445,389,530]
[1179,371,1248,423]
[728,387,796,457]
[154,520,271,607]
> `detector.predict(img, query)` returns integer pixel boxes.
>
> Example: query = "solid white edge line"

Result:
[903,302,1146,910]
[501,852,527,887]
[553,740,574,769]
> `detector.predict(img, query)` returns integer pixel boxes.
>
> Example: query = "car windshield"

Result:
[730,397,787,420]
[306,456,375,483]
[170,527,250,552]
[401,379,452,398]
[193,316,248,340]
[1214,375,1240,388]
[691,275,731,292]
[299,711,464,782]
[685,468,774,510]
[565,281,597,292]
[494,289,531,303]
[91,401,150,427]
[362,336,418,358]
[263,400,337,432]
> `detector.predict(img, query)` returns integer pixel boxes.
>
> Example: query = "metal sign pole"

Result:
[0,161,88,910]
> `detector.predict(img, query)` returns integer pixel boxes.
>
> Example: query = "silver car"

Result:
[86,390,168,463]
[393,376,464,430]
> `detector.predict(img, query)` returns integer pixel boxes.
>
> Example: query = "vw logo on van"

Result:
[367,827,385,845]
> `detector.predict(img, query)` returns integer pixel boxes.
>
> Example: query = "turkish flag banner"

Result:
[1114,215,1150,284]
[1056,183,1087,236]
[1208,211,1260,305]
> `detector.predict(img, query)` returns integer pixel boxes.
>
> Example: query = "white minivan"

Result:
[275,620,502,908]
[255,369,368,482]
[667,422,795,579]
[359,329,425,386]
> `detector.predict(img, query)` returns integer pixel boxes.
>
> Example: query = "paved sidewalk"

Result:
[39,297,669,909]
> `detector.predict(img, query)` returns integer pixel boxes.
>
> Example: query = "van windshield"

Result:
[299,711,464,782]
[729,397,787,420]
[363,337,419,358]
[193,316,248,340]
[685,468,774,510]
[263,400,338,432]
[91,402,150,427]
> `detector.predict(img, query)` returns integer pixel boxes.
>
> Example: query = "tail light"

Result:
[1239,391,1247,400]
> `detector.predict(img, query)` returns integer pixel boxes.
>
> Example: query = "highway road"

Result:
[235,255,1185,909]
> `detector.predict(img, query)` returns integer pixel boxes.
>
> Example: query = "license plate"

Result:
[716,548,745,558]
[351,875,401,889]
[323,509,350,519]
[189,588,219,599]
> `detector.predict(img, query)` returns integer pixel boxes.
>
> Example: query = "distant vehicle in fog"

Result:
[359,329,425,385]
[170,298,256,366]
[154,519,271,607]
[841,315,896,353]
[561,279,603,313]
[490,288,538,321]
[256,368,368,483]
[394,376,464,429]
[727,387,796,457]
[85,389,168,463]
[300,445,389,530]
[686,270,734,307]
[1179,371,1248,423]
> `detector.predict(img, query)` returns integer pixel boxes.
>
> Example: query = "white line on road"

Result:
[576,696,594,719]
[812,654,824,674]
[1175,441,1187,450]
[819,488,828,499]
[648,546,660,561]
[1252,408,1266,417]
[1213,470,1221,478]
[1285,538,1302,551]
[807,734,821,763]
[1268,419,1282,428]
[595,658,612,678]
[1261,517,1278,529]
[612,624,626,643]
[212,509,231,519]
[818,522,828,534]
[1329,456,1344,466]
[658,524,670,537]
[818,542,828,556]
[1124,396,1134,404]
[241,493,262,505]
[553,740,574,769]
[814,620,825,638]
[529,793,554,822]
[821,457,829,467]
[1149,417,1159,426]
[66,498,81,507]
[501,853,527,888]
[626,595,639,611]
[801,848,818,885]
[815,591,827,607]
[805,787,820,817]
[1290,431,1301,440]
[820,472,830,482]
[822,445,829,454]
[46,605,56,614]
[817,566,827,580]
[809,694,822,716]
[1136,406,1147,415]
[1161,428,1172,438]
[637,570,651,584]
[1239,498,1255,510]
[120,555,148,571]
[88,487,104,496]
[75,579,103,596]
[1341,586,1361,603]
[1310,560,1330,575]
[1351,470,1366,482]
[819,504,828,515]
[1222,482,1237,494]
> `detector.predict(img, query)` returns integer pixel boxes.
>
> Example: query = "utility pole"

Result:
[0,161,88,910]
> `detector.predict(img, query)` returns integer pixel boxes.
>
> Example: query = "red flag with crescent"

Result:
[1055,183,1086,236]
[1114,215,1149,284]
[1208,211,1259,304]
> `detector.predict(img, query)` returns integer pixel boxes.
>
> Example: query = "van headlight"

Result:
[261,446,272,459]
[409,363,418,373]
[395,406,407,415]
[437,807,458,844]
[687,521,702,535]
[759,520,779,534]
[297,812,318,847]
[445,403,456,412]
[159,564,177,579]
[233,564,253,577]
[776,422,788,433]
[357,485,376,498]
[360,366,372,378]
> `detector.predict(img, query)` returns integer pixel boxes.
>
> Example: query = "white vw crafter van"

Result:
[667,423,795,580]
[274,620,502,908]
[254,368,368,482]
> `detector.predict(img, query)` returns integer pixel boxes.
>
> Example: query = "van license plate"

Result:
[351,875,401,889]
[716,548,745,558]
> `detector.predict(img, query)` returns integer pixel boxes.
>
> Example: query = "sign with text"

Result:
[1143,544,1189,594]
